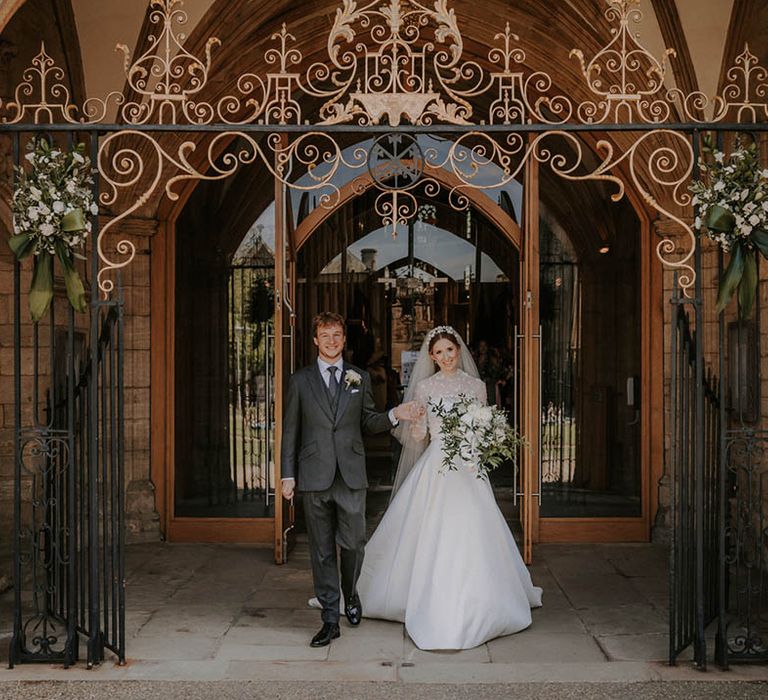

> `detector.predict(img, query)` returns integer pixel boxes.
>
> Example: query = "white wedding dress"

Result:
[356,369,543,650]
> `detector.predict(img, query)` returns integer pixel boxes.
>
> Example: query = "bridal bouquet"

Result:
[430,394,524,480]
[9,139,96,321]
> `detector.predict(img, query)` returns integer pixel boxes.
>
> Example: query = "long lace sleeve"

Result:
[471,377,488,406]
[411,380,429,441]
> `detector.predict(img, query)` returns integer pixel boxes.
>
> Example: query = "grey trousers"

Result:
[302,470,367,624]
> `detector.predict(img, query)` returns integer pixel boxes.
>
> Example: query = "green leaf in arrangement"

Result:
[29,251,54,322]
[61,264,87,313]
[705,204,736,234]
[60,207,86,232]
[8,232,34,259]
[738,249,758,320]
[716,243,745,314]
[751,228,768,259]
[55,240,87,313]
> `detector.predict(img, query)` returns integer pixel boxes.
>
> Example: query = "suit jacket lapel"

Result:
[334,363,353,424]
[308,364,335,423]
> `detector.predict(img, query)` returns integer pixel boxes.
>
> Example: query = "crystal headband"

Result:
[426,325,459,344]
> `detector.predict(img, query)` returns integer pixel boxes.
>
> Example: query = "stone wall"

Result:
[105,220,160,543]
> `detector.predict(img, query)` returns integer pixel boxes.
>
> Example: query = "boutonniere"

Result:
[344,369,362,389]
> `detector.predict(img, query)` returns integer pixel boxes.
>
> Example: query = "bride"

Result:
[356,325,543,650]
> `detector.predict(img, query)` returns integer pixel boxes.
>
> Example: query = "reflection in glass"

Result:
[539,205,642,518]
[174,204,276,518]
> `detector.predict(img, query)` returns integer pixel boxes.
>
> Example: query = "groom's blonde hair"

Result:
[312,311,346,338]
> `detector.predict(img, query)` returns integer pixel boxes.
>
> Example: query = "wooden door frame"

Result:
[534,175,660,545]
[150,163,524,545]
[150,185,276,545]
[149,139,662,550]
[519,145,540,563]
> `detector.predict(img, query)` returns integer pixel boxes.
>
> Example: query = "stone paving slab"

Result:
[596,632,669,662]
[215,641,330,661]
[227,660,399,682]
[553,573,644,609]
[220,624,314,646]
[578,603,667,636]
[326,633,406,662]
[524,607,589,636]
[123,635,223,661]
[404,639,491,664]
[487,630,606,664]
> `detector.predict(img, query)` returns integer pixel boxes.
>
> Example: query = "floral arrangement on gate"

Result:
[690,138,768,320]
[9,139,97,321]
[429,394,524,480]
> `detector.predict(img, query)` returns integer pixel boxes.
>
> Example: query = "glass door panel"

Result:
[173,208,276,520]
[538,212,642,518]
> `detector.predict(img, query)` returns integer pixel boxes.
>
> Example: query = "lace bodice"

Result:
[411,369,487,441]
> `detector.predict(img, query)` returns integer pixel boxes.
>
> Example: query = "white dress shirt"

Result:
[317,356,345,388]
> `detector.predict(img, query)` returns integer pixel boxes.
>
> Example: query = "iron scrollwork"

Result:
[721,431,768,663]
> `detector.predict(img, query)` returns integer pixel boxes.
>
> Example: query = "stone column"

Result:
[101,216,161,543]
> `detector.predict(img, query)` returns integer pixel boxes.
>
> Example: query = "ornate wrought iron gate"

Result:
[667,136,768,669]
[2,0,768,670]
[668,283,720,668]
[716,259,768,667]
[9,129,125,666]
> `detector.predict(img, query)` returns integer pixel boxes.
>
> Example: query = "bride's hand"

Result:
[393,401,420,421]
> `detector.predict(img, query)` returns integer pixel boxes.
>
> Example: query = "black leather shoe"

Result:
[345,594,362,626]
[310,622,340,647]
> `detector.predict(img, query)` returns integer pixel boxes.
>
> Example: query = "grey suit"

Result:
[281,361,394,623]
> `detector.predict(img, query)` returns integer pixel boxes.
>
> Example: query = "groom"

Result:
[281,312,417,647]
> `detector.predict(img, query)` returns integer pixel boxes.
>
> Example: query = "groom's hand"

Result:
[281,478,295,500]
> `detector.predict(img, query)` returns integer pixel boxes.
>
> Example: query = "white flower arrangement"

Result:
[690,139,768,319]
[430,394,524,480]
[344,369,362,388]
[10,139,95,321]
